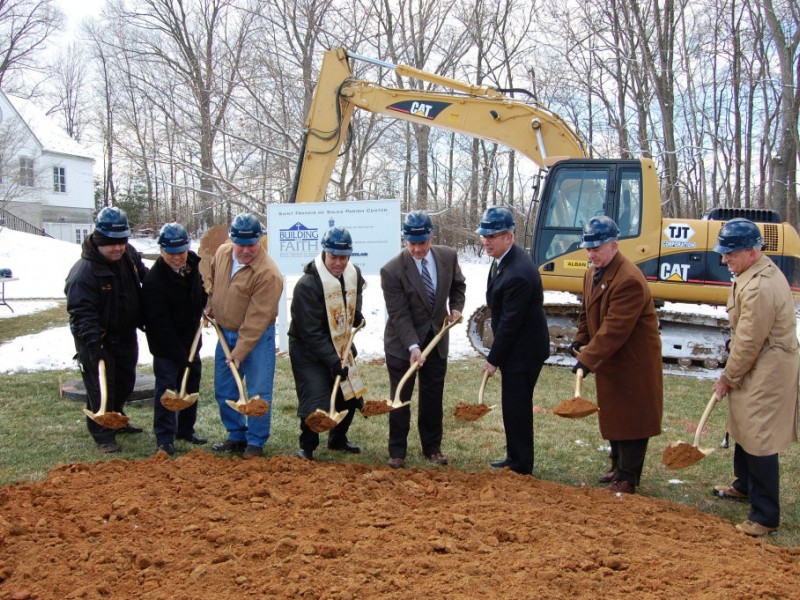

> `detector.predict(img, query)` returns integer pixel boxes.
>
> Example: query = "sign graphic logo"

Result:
[387,100,451,120]
[659,262,690,282]
[662,222,697,248]
[279,222,319,253]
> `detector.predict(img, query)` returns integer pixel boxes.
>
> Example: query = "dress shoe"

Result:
[598,469,616,484]
[735,519,777,537]
[119,423,143,434]
[211,440,247,453]
[713,484,748,501]
[243,445,263,459]
[296,448,314,461]
[177,433,208,445]
[388,457,405,469]
[327,441,361,454]
[157,443,175,456]
[608,480,635,494]
[490,458,511,469]
[427,452,448,466]
[98,441,121,453]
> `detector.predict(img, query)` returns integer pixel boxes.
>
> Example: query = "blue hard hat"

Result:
[403,211,433,242]
[229,213,263,245]
[321,226,353,256]
[713,218,764,254]
[580,216,620,248]
[95,206,131,238]
[158,222,190,254]
[475,206,515,236]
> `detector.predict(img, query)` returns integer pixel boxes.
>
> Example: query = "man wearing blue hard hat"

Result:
[206,213,284,458]
[65,206,149,453]
[381,211,466,469]
[711,218,799,537]
[477,206,549,475]
[570,215,663,494]
[142,222,208,456]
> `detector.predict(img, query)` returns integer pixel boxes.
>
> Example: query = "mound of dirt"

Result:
[1,452,799,598]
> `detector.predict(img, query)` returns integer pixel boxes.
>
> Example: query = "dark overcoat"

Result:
[574,251,663,440]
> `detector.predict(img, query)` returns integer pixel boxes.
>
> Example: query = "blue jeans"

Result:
[214,324,275,447]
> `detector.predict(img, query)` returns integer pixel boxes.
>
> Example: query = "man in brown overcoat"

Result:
[711,218,799,537]
[571,216,663,494]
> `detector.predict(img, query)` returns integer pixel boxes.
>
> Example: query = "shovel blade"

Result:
[453,402,493,422]
[82,408,130,430]
[384,398,410,410]
[304,409,346,433]
[227,397,270,417]
[662,441,712,469]
[162,393,197,412]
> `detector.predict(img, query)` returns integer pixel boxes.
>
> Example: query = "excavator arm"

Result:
[289,47,586,203]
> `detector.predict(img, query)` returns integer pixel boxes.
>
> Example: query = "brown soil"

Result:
[452,402,492,421]
[159,395,197,412]
[662,443,707,470]
[87,412,130,430]
[360,400,394,417]
[235,398,270,418]
[304,412,338,433]
[552,396,599,419]
[2,452,799,599]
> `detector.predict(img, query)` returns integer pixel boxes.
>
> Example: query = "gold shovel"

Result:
[160,320,204,411]
[453,370,497,421]
[305,320,365,433]
[552,368,599,418]
[82,359,130,429]
[384,315,463,410]
[206,316,270,418]
[662,393,718,469]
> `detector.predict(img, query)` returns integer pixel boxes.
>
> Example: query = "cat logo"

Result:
[659,262,690,282]
[564,259,589,269]
[387,100,451,120]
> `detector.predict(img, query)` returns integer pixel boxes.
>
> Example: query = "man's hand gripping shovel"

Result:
[160,320,204,411]
[304,319,365,433]
[206,316,270,418]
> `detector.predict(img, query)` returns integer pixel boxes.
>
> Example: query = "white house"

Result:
[0,91,95,244]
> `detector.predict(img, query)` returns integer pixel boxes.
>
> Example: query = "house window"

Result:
[53,166,66,193]
[75,228,81,244]
[19,157,34,187]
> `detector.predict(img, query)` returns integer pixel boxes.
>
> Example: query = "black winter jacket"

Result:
[64,237,148,350]
[142,252,208,362]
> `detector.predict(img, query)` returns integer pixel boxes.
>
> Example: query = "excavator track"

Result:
[466,302,730,370]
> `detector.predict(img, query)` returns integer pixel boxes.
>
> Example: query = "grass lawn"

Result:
[1,356,798,547]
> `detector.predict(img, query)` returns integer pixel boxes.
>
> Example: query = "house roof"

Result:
[3,92,94,161]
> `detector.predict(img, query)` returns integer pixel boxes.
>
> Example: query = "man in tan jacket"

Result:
[712,218,799,537]
[207,213,283,458]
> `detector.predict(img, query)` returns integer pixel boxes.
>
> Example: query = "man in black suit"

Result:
[381,211,466,468]
[477,206,550,475]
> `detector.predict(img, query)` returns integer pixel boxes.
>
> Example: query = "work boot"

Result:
[211,440,247,453]
[243,445,264,459]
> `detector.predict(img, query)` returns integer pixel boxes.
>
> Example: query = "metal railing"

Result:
[0,208,52,237]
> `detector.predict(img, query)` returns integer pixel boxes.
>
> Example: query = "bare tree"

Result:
[0,0,63,88]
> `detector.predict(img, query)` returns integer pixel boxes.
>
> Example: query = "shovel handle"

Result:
[179,320,205,396]
[692,393,719,448]
[330,320,365,416]
[478,370,490,405]
[97,358,109,415]
[573,369,584,397]
[393,315,463,404]
[205,316,247,400]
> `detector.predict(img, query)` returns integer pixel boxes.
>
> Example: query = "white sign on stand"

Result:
[267,200,401,350]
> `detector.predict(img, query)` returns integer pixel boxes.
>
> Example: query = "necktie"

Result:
[592,267,604,289]
[490,259,498,281]
[421,258,436,308]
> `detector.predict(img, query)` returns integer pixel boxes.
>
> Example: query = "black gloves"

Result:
[354,310,365,328]
[330,363,349,379]
[86,342,108,365]
[572,361,592,376]
[569,341,584,356]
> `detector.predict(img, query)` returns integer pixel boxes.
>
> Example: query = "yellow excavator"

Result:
[290,48,800,368]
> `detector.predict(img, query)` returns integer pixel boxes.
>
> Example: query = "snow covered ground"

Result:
[0,226,748,380]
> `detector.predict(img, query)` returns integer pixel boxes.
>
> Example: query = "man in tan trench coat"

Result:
[711,218,799,537]
[571,216,663,494]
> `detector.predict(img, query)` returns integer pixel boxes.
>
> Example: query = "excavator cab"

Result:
[531,159,653,295]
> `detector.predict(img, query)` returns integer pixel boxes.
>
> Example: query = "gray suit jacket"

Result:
[381,245,466,360]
